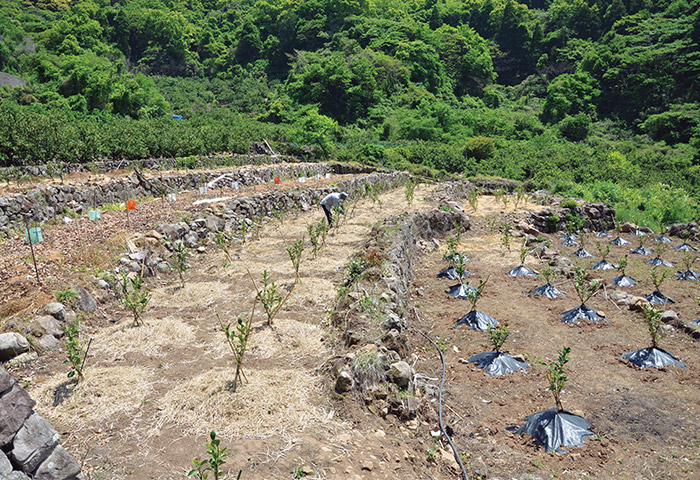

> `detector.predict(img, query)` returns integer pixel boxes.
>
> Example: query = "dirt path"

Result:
[25,185,438,480]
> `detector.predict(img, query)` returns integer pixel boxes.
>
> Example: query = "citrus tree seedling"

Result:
[248,269,294,327]
[649,265,668,291]
[173,241,189,288]
[514,185,527,210]
[307,224,320,258]
[618,255,629,275]
[217,300,256,392]
[544,346,571,412]
[519,240,529,265]
[405,178,416,205]
[215,232,233,263]
[681,251,698,271]
[488,321,510,353]
[500,221,513,252]
[119,272,151,327]
[596,242,611,260]
[654,243,668,259]
[642,305,664,348]
[573,268,600,305]
[467,278,488,312]
[188,430,241,480]
[61,315,91,380]
[467,188,479,212]
[286,238,304,283]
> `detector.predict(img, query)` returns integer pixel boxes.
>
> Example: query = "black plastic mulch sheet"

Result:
[561,233,578,242]
[446,283,477,299]
[612,275,637,287]
[654,235,673,243]
[675,243,698,252]
[508,265,539,277]
[444,253,471,263]
[437,266,472,280]
[646,257,674,268]
[632,229,647,236]
[561,238,578,247]
[591,260,616,271]
[469,352,529,375]
[630,246,652,255]
[675,269,699,281]
[455,310,498,330]
[621,347,686,369]
[610,236,631,246]
[561,304,605,325]
[572,248,595,258]
[516,409,595,453]
[595,231,611,238]
[528,283,568,299]
[692,319,700,326]
[644,290,675,305]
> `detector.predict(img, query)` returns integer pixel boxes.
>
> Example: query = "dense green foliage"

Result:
[0,0,698,225]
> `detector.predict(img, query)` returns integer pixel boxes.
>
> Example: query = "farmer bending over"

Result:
[320,192,348,227]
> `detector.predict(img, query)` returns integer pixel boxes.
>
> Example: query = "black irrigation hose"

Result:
[411,308,469,480]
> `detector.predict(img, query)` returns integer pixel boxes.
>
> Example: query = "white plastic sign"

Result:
[168,193,176,202]
[299,177,306,183]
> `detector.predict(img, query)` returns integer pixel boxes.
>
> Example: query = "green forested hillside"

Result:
[0,0,698,225]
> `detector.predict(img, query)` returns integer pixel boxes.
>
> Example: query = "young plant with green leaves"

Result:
[188,430,241,480]
[443,235,459,261]
[307,224,320,258]
[493,187,506,207]
[286,238,304,283]
[405,178,416,205]
[61,316,92,380]
[642,305,664,349]
[318,219,329,245]
[467,187,479,212]
[217,299,256,392]
[541,267,556,285]
[649,265,668,292]
[596,242,611,260]
[681,251,698,272]
[544,346,571,412]
[173,241,189,288]
[519,240,529,266]
[119,272,151,327]
[514,185,527,210]
[55,287,78,305]
[215,232,233,263]
[564,213,585,235]
[466,278,488,312]
[248,269,294,326]
[453,254,469,285]
[573,268,599,305]
[488,321,510,353]
[500,221,513,252]
[653,242,668,259]
[618,254,629,275]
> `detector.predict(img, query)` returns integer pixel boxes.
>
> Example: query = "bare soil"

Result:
[409,199,699,479]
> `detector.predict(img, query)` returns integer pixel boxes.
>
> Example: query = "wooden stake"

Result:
[23,214,40,284]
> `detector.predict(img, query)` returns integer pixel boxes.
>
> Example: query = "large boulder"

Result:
[43,303,66,321]
[0,385,36,446]
[33,445,81,480]
[0,333,30,361]
[11,413,60,473]
[73,285,97,312]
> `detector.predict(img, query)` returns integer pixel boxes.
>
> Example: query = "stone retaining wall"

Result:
[0,162,375,235]
[0,367,81,480]
[0,152,299,178]
[150,171,409,255]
